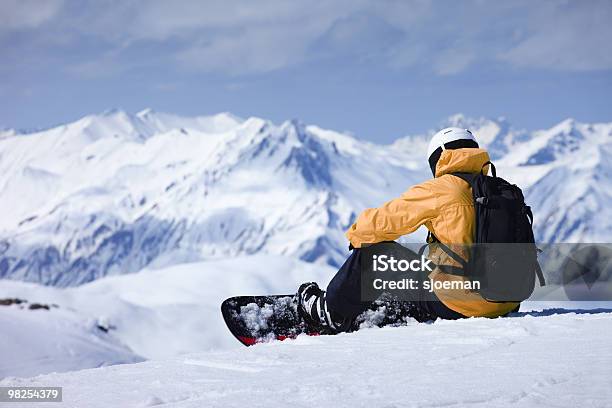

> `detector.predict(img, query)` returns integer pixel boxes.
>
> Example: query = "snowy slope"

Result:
[2,310,611,407]
[1,253,609,379]
[0,255,335,374]
[0,303,142,379]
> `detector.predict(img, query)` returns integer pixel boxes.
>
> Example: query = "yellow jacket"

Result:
[346,148,519,317]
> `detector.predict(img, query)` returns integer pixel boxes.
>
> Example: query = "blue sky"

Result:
[1,0,611,143]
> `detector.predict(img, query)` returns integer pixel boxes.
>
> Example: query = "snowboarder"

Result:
[297,127,521,332]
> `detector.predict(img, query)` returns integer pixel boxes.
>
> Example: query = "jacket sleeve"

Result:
[345,182,438,248]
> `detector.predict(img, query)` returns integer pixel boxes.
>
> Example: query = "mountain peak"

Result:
[444,113,468,125]
[550,118,577,133]
[136,108,155,117]
[280,118,306,132]
[214,111,243,123]
[440,113,508,132]
[101,108,129,117]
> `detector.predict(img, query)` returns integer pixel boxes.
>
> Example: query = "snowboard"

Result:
[221,294,420,346]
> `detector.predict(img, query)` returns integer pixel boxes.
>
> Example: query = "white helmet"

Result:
[427,127,477,160]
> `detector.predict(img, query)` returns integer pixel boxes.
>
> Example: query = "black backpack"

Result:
[432,161,545,302]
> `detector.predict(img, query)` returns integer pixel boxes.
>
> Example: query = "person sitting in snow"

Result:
[296,127,520,332]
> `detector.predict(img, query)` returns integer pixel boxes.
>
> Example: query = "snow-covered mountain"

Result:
[0,110,610,287]
[0,109,427,286]
[394,114,612,243]
[499,119,612,243]
[391,113,529,160]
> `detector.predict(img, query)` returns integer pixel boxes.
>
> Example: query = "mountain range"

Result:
[0,110,610,286]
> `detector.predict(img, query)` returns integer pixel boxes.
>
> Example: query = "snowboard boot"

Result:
[296,282,351,333]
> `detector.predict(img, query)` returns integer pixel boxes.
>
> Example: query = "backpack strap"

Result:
[535,261,545,286]
[482,161,496,177]
[425,231,469,277]
[452,171,492,205]
[451,172,476,185]
[523,205,546,287]
[452,162,495,180]
[451,160,495,186]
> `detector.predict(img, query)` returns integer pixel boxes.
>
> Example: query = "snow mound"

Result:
[0,303,141,379]
[0,255,335,372]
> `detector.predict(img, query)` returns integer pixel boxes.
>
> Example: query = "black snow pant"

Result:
[325,245,465,325]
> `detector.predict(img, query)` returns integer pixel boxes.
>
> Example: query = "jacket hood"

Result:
[434,148,490,178]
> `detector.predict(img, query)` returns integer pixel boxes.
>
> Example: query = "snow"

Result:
[0,110,430,285]
[2,309,611,407]
[0,110,611,405]
[1,110,610,285]
[0,304,142,379]
[0,255,334,374]
[1,254,610,384]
